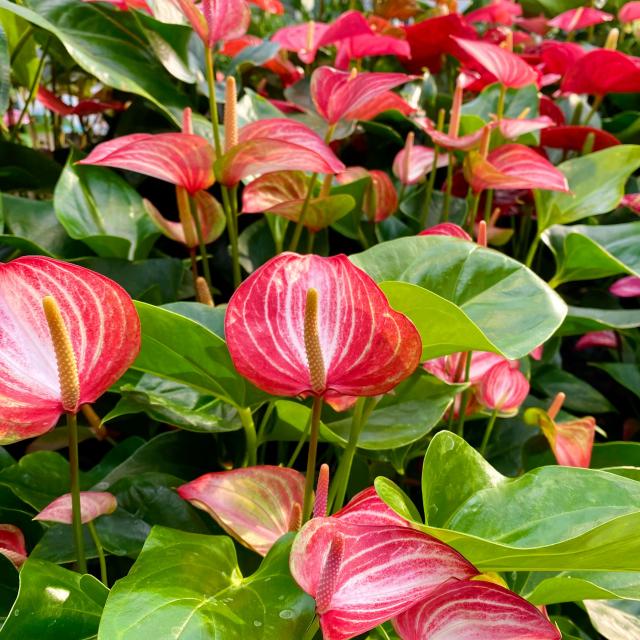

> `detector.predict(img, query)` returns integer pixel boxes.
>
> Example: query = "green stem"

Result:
[204,47,223,157]
[287,410,312,468]
[221,186,241,287]
[466,190,481,234]
[238,407,257,467]
[483,189,494,224]
[456,353,473,438]
[442,153,454,221]
[87,521,107,586]
[479,409,499,457]
[496,84,507,121]
[302,396,324,522]
[584,95,603,126]
[187,194,213,293]
[525,233,541,268]
[10,26,34,65]
[289,173,319,252]
[67,412,87,573]
[420,145,440,228]
[302,617,320,640]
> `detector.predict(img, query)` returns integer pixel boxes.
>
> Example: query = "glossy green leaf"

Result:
[54,153,160,260]
[0,555,18,618]
[542,222,640,286]
[585,600,640,640]
[163,302,226,339]
[0,24,8,118]
[461,83,539,122]
[97,528,315,639]
[351,236,566,360]
[559,306,640,335]
[0,559,107,639]
[0,9,38,87]
[536,145,640,231]
[591,363,640,400]
[0,141,62,191]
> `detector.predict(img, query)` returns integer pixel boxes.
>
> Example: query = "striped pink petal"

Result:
[452,38,538,89]
[271,22,330,64]
[346,91,415,121]
[0,257,140,445]
[242,171,308,213]
[419,223,472,241]
[0,525,27,568]
[224,253,422,404]
[421,121,488,151]
[78,133,215,194]
[620,1,640,22]
[177,466,304,556]
[202,0,250,47]
[34,492,117,525]
[333,33,411,70]
[575,330,618,351]
[562,49,640,95]
[336,169,398,222]
[393,579,561,640]
[478,361,529,412]
[290,518,477,640]
[311,67,415,125]
[333,487,412,528]
[497,116,554,139]
[393,145,449,185]
[548,7,613,31]
[610,275,640,297]
[540,415,596,468]
[172,0,209,44]
[466,144,569,193]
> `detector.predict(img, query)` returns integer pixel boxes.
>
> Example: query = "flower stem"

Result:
[442,152,454,221]
[525,233,541,268]
[456,352,473,438]
[289,173,319,252]
[480,409,499,457]
[204,48,223,157]
[302,396,324,522]
[238,407,257,467]
[221,186,242,288]
[67,412,87,574]
[87,521,107,586]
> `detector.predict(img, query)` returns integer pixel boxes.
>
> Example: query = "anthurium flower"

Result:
[424,351,505,385]
[34,492,117,524]
[393,137,449,186]
[332,486,412,528]
[548,7,613,31]
[465,144,569,193]
[335,167,398,222]
[224,253,422,410]
[311,67,415,125]
[465,0,522,25]
[0,256,140,444]
[0,525,27,568]
[621,193,640,214]
[562,49,640,95]
[575,330,618,351]
[37,87,128,117]
[620,1,640,23]
[452,38,538,89]
[393,579,561,640]
[418,223,472,241]
[290,517,477,640]
[478,360,529,413]
[78,132,215,195]
[271,21,331,64]
[248,0,283,14]
[345,91,415,121]
[540,125,620,152]
[82,0,151,12]
[497,116,554,139]
[177,466,305,556]
[610,275,640,297]
[539,41,585,77]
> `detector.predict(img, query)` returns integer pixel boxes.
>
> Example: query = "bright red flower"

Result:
[0,257,140,444]
[37,87,127,117]
[478,360,529,412]
[540,126,620,152]
[172,0,249,49]
[562,49,640,95]
[224,253,422,410]
[393,579,561,640]
[575,330,618,351]
[78,133,215,195]
[497,116,554,139]
[610,275,640,297]
[248,0,283,14]
[539,41,585,76]
[465,0,522,25]
[548,7,613,31]
[82,0,151,12]
[332,486,412,528]
[271,21,331,64]
[418,223,472,241]
[35,492,117,524]
[178,466,305,556]
[619,1,640,22]
[0,525,27,568]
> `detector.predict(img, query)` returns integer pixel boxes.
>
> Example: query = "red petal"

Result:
[334,33,410,70]
[478,361,529,412]
[333,486,412,528]
[290,518,477,640]
[419,223,472,241]
[0,525,27,568]
[271,22,330,64]
[172,0,209,43]
[620,1,640,22]
[562,49,640,95]
[0,257,140,444]
[346,90,415,121]
[178,466,305,556]
[420,119,488,151]
[540,41,585,76]
[202,0,250,46]
[369,170,398,222]
[37,87,74,116]
[540,125,620,152]
[242,171,308,212]
[78,133,215,194]
[393,579,561,640]
[393,145,449,185]
[541,416,596,468]
[497,116,554,139]
[311,67,415,124]
[317,10,374,48]
[452,37,538,89]
[34,492,117,524]
[621,193,640,214]
[575,330,618,351]
[610,275,640,297]
[465,0,522,25]
[548,7,613,31]
[224,253,422,399]
[248,0,283,14]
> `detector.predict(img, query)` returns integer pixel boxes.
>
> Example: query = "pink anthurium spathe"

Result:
[393,136,449,186]
[478,360,529,413]
[224,253,422,410]
[0,525,27,568]
[290,517,477,640]
[620,1,640,23]
[0,257,140,445]
[332,486,412,528]
[621,193,640,214]
[37,87,128,117]
[177,466,305,556]
[393,579,561,640]
[311,67,415,125]
[78,133,215,195]
[575,330,618,351]
[271,21,331,64]
[34,492,117,524]
[335,167,398,222]
[610,275,640,297]
[548,7,613,31]
[497,116,554,139]
[465,0,522,25]
[418,223,472,241]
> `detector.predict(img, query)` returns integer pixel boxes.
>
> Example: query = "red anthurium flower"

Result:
[610,275,640,297]
[465,0,522,25]
[478,360,529,413]
[539,41,585,77]
[0,257,140,444]
[516,15,551,36]
[497,116,554,139]
[336,168,398,222]
[82,0,151,12]
[548,7,613,31]
[271,21,331,64]
[172,0,249,49]
[575,330,619,351]
[332,486,412,528]
[34,492,117,524]
[311,67,415,125]
[530,344,544,361]
[0,525,27,568]
[78,133,215,195]
[178,466,305,556]
[418,223,472,241]
[421,122,488,152]
[465,144,569,193]
[217,118,345,186]
[424,351,505,385]
[37,87,127,117]
[224,253,422,410]
[248,0,283,14]
[621,193,640,214]
[452,38,538,89]
[540,126,620,152]
[290,517,477,640]
[562,49,640,95]
[620,1,640,22]
[393,136,449,186]
[345,91,415,121]
[393,579,561,640]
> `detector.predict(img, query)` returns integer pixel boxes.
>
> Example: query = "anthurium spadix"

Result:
[35,492,117,524]
[393,579,561,640]
[224,253,422,410]
[177,466,305,556]
[0,256,140,444]
[289,517,477,640]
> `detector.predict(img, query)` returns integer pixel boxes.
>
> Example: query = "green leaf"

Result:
[97,528,315,639]
[0,555,18,618]
[0,559,107,639]
[0,9,37,87]
[461,83,539,122]
[536,145,640,231]
[0,0,191,123]
[379,431,640,572]
[351,236,566,360]
[0,141,62,191]
[585,600,640,640]
[542,222,640,286]
[591,363,640,400]
[54,152,160,260]
[0,24,8,117]
[163,302,226,338]
[559,306,640,335]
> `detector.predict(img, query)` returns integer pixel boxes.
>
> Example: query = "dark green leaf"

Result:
[0,141,62,191]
